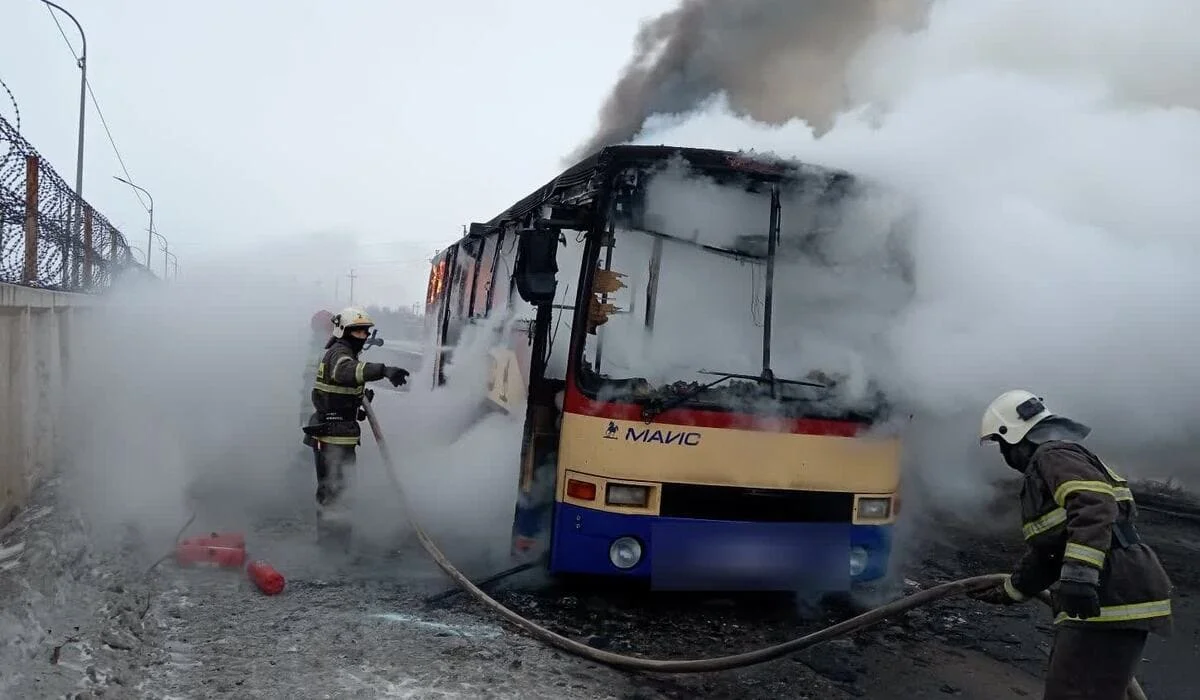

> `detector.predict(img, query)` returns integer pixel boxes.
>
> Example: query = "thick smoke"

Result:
[589,0,1200,512]
[57,234,519,576]
[569,0,932,162]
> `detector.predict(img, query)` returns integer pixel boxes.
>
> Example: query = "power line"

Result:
[45,4,149,214]
[45,5,79,59]
[84,79,145,211]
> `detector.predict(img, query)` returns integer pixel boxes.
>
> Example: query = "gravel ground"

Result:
[2,465,1197,699]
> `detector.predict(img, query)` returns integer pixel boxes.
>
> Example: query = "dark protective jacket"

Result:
[301,337,387,447]
[1007,440,1173,635]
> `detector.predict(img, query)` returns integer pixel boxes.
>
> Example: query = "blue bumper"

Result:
[548,502,892,591]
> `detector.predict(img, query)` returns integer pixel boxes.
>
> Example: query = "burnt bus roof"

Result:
[424,145,854,261]
[478,144,854,231]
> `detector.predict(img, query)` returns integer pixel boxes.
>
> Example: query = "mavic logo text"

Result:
[624,427,702,446]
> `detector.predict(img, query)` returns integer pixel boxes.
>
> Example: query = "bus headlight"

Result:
[850,546,868,577]
[609,537,643,570]
[857,497,892,520]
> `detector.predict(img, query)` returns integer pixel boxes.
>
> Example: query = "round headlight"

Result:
[849,546,869,577]
[608,536,643,570]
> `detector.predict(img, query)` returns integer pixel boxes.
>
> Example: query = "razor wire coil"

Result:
[0,112,144,292]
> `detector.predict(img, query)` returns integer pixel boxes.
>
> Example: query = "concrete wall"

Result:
[0,282,92,527]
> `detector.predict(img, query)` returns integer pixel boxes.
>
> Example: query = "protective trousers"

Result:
[1043,626,1148,700]
[312,442,356,507]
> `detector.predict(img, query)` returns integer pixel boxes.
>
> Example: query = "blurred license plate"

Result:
[649,520,850,591]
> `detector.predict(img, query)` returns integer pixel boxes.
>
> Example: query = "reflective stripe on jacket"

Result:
[303,338,386,446]
[1010,440,1174,635]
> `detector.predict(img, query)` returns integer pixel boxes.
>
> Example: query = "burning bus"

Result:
[424,144,912,592]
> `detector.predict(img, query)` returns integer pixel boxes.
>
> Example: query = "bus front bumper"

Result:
[548,502,892,591]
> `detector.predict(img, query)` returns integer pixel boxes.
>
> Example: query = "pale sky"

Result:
[2,0,677,307]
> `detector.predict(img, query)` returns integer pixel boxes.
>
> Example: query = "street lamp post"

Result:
[153,230,169,279]
[113,175,154,270]
[41,1,87,286]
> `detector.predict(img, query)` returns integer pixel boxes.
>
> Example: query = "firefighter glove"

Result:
[968,575,1026,605]
[356,407,367,421]
[1055,579,1101,619]
[383,366,409,387]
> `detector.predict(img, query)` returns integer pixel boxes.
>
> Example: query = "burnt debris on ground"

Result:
[1,476,1197,698]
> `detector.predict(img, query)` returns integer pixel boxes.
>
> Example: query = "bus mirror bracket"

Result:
[514,228,558,305]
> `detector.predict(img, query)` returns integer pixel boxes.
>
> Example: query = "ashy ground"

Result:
[1,465,1198,699]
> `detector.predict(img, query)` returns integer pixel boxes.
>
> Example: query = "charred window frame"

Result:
[463,235,485,319]
[564,168,632,401]
[425,254,449,312]
[475,230,503,317]
[564,159,818,405]
[433,243,461,384]
[464,223,507,320]
[562,160,889,425]
[491,226,521,315]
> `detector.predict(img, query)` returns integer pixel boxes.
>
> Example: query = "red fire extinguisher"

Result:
[175,532,248,568]
[247,560,286,595]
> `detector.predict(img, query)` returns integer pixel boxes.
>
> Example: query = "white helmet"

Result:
[979,389,1054,445]
[331,307,374,338]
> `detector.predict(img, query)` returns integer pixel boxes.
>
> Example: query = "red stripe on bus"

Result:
[562,388,863,437]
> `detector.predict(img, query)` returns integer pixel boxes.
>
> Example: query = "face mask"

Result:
[998,440,1037,472]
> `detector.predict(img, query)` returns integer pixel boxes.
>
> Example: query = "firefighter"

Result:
[970,389,1173,700]
[302,307,409,539]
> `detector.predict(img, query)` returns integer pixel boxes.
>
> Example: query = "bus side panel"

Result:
[485,325,532,413]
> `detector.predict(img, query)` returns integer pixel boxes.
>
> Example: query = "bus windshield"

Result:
[575,159,907,419]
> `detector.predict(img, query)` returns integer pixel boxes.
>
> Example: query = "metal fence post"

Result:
[22,155,38,284]
[4,113,135,292]
[83,206,93,289]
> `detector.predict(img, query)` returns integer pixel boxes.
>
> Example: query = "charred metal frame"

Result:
[644,236,663,330]
[433,243,459,387]
[422,145,860,561]
[429,144,853,421]
[762,184,781,394]
[592,220,616,373]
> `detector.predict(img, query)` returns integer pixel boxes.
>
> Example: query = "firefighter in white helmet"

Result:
[301,307,408,540]
[970,390,1173,699]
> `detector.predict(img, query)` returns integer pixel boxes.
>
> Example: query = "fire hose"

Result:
[360,400,1147,698]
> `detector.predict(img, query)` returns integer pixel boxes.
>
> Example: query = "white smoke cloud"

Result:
[58,232,523,573]
[587,158,910,414]
[626,0,1200,504]
[51,0,1200,586]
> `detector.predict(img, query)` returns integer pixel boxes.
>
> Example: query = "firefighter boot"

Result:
[316,501,353,549]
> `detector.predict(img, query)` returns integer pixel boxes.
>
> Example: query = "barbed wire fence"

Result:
[0,112,149,293]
